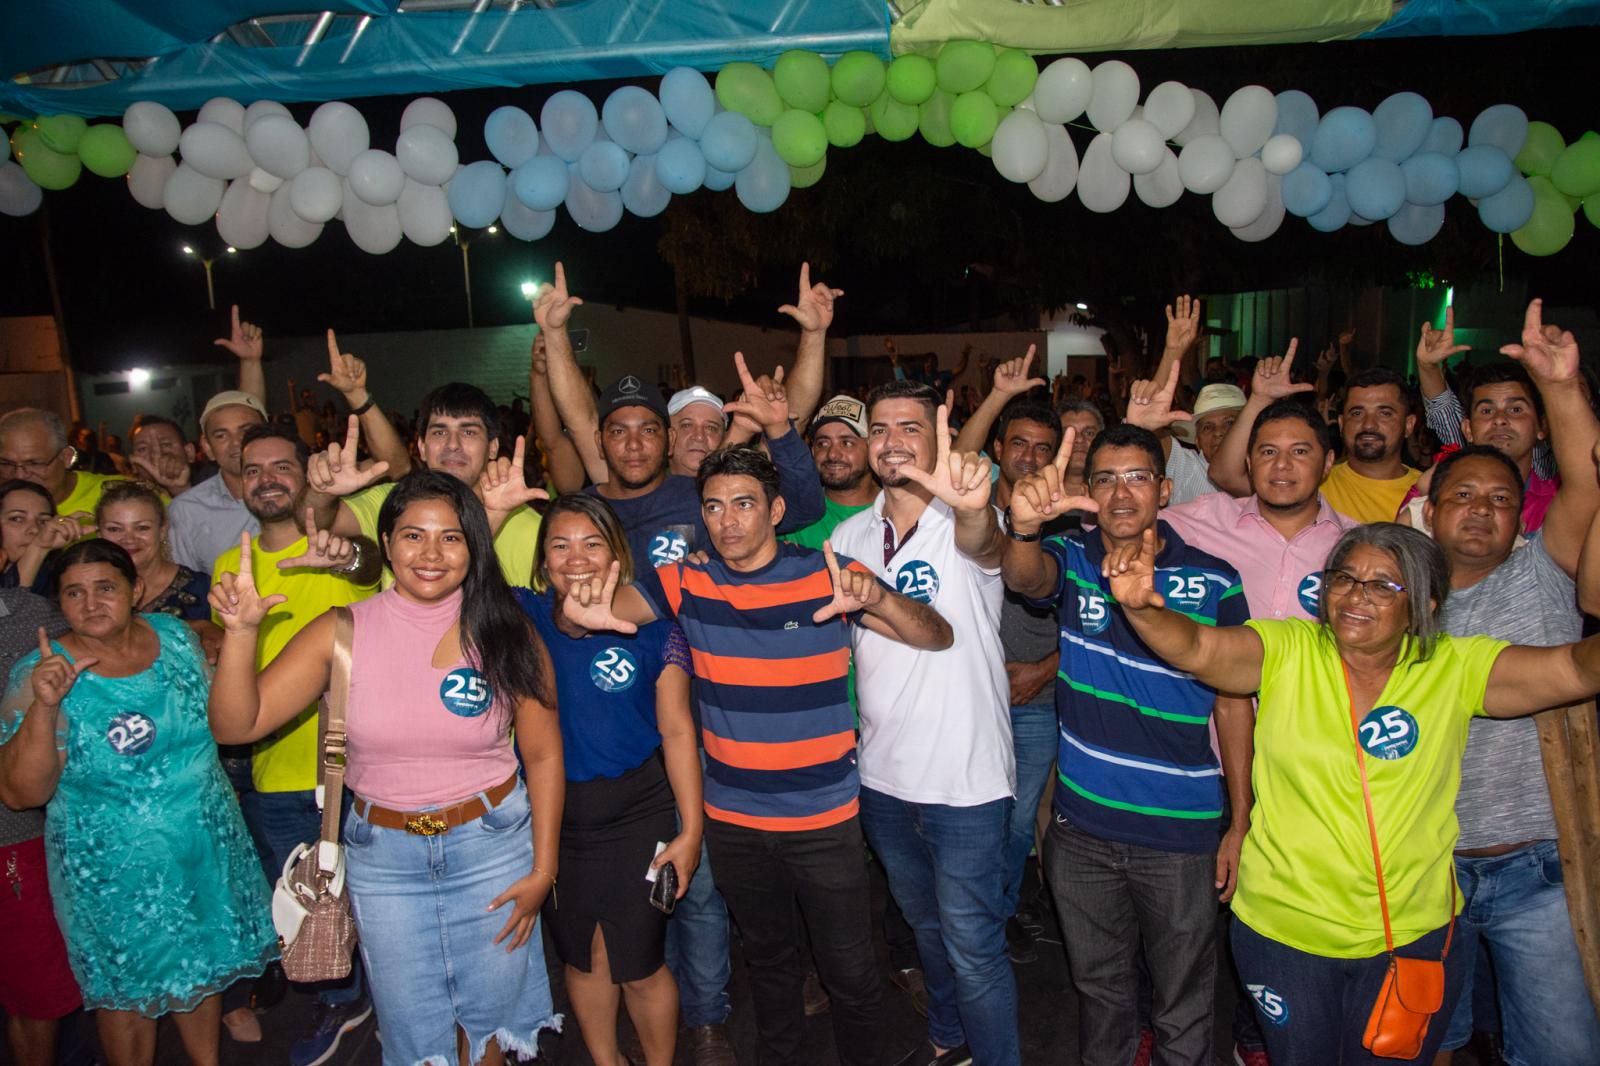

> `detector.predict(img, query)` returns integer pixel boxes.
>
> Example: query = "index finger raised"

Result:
[1053,426,1077,475]
[821,539,842,581]
[236,532,256,582]
[38,626,51,659]
[733,351,757,392]
[1279,337,1301,371]
[934,403,952,463]
[326,329,342,367]
[343,414,360,453]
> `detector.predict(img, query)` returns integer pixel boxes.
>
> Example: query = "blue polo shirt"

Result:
[1030,520,1249,853]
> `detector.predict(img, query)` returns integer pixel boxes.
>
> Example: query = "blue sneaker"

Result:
[289,998,373,1066]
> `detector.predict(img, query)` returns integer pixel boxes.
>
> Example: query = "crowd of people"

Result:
[1,265,1598,1066]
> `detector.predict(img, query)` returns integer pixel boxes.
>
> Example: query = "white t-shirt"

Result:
[830,495,1015,806]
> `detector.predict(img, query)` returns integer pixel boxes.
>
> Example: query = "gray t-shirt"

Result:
[1438,533,1576,849]
[0,589,67,846]
[999,590,1058,706]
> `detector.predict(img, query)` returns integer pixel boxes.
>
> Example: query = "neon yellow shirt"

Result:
[1234,618,1506,958]
[212,536,379,793]
[1319,461,1420,525]
[58,471,125,527]
[345,482,542,589]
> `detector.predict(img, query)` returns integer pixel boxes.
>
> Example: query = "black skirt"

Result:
[541,753,678,982]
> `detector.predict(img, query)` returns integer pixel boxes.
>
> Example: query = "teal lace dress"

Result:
[1,611,277,1015]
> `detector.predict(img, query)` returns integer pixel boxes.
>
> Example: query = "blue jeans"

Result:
[664,822,733,1027]
[1441,840,1600,1064]
[239,787,364,1007]
[1002,701,1058,914]
[860,787,1020,1065]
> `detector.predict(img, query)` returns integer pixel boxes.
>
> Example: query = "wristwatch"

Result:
[1004,508,1043,542]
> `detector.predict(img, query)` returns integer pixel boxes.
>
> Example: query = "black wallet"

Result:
[650,861,679,915]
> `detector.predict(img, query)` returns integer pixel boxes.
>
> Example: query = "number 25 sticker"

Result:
[590,647,639,693]
[1358,706,1419,760]
[105,712,156,756]
[440,668,491,717]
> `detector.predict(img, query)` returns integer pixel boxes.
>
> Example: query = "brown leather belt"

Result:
[353,773,519,836]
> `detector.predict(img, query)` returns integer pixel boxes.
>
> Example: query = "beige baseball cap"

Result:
[809,395,867,438]
[200,390,269,430]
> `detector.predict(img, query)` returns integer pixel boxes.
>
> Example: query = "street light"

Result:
[454,226,501,328]
[182,243,238,310]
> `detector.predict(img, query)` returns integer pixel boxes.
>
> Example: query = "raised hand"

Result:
[992,344,1046,400]
[1124,360,1194,432]
[209,533,287,630]
[530,333,549,377]
[478,435,550,514]
[278,508,356,570]
[1416,306,1470,368]
[883,337,900,367]
[898,400,994,512]
[1102,527,1165,610]
[1010,427,1099,530]
[561,560,638,635]
[129,449,192,497]
[533,261,584,332]
[777,262,844,335]
[812,541,885,623]
[34,514,84,552]
[1250,339,1314,402]
[1163,294,1201,354]
[723,352,790,436]
[1339,324,1356,350]
[316,330,369,399]
[213,305,263,362]
[308,416,389,497]
[1501,298,1580,385]
[1315,341,1339,375]
[29,627,97,709]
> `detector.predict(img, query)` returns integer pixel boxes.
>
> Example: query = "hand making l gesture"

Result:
[1249,338,1314,402]
[991,344,1046,401]
[308,416,390,498]
[777,262,844,335]
[534,262,584,333]
[213,305,263,362]
[477,435,550,514]
[1009,428,1099,532]
[1501,298,1580,385]
[278,508,358,571]
[723,352,791,437]
[562,560,638,635]
[317,330,369,399]
[897,400,994,513]
[1124,360,1193,432]
[1416,306,1471,370]
[1102,527,1164,611]
[29,627,97,709]
[209,533,288,631]
[812,541,884,623]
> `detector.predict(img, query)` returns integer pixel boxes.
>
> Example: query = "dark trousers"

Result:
[705,817,884,1066]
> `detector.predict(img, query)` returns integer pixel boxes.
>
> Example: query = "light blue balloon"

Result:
[1371,92,1432,163]
[1401,152,1459,206]
[512,154,569,211]
[1273,90,1319,149]
[701,111,758,173]
[1282,161,1333,217]
[578,140,631,192]
[602,86,669,156]
[485,106,539,169]
[660,67,716,140]
[540,90,599,162]
[447,160,507,229]
[1311,107,1377,173]
[564,165,623,232]
[1307,173,1351,232]
[1387,201,1444,245]
[1348,212,1378,226]
[1477,175,1535,233]
[735,138,790,213]
[703,163,735,191]
[1420,116,1463,156]
[1346,158,1406,220]
[655,136,706,194]
[1468,104,1529,158]
[499,194,556,241]
[1456,144,1514,199]
[622,153,672,217]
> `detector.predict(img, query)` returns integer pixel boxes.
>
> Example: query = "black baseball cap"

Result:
[599,375,668,424]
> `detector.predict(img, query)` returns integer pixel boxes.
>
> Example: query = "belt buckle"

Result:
[404,813,448,836]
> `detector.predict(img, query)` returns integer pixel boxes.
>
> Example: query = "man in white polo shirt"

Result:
[830,379,1017,1066]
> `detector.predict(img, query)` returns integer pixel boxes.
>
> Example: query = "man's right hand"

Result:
[534,262,584,332]
[1163,294,1201,355]
[317,329,369,403]
[308,416,390,497]
[1416,306,1471,368]
[1010,427,1098,532]
[477,436,550,514]
[209,533,288,631]
[991,345,1046,401]
[1249,339,1314,403]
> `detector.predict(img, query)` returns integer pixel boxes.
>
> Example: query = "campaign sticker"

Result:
[1247,984,1290,1027]
[1297,572,1322,615]
[106,712,156,756]
[1161,568,1211,611]
[1358,706,1419,761]
[440,668,492,717]
[894,560,940,604]
[590,647,640,693]
[648,529,689,566]
[1077,589,1111,635]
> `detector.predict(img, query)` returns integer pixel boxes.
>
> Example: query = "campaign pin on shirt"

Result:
[1297,572,1322,615]
[439,667,492,717]
[1078,587,1111,634]
[1358,705,1419,760]
[590,647,640,693]
[649,528,690,567]
[105,711,157,756]
[894,560,940,604]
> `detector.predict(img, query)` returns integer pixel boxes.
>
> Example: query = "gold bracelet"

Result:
[532,864,557,908]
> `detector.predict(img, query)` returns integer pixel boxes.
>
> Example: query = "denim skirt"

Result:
[344,779,562,1065]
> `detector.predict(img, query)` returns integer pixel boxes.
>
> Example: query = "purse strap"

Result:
[316,606,355,849]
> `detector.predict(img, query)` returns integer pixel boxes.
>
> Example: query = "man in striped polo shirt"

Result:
[565,445,952,1066]
[1002,423,1255,1066]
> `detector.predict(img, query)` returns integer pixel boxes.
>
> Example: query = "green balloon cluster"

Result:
[1511,120,1600,256]
[8,114,135,192]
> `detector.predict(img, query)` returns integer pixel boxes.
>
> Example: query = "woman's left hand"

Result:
[653,830,702,899]
[488,870,552,950]
[1215,824,1246,903]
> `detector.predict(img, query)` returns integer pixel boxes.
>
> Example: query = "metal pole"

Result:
[203,259,216,310]
[461,243,474,328]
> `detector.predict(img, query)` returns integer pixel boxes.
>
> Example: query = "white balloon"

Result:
[991,108,1049,183]
[1230,172,1285,241]
[197,97,246,136]
[248,167,284,193]
[126,153,176,209]
[1219,85,1277,159]
[1213,156,1269,228]
[0,161,43,217]
[1178,135,1236,194]
[1134,148,1183,208]
[1261,133,1304,176]
[216,179,271,250]
[179,122,254,180]
[268,183,322,247]
[1173,89,1220,147]
[289,166,342,223]
[244,114,310,179]
[122,101,182,156]
[401,97,457,140]
[341,180,402,254]
[1033,58,1093,124]
[1111,118,1165,175]
[1086,61,1140,133]
[308,102,370,176]
[1077,132,1130,213]
[244,100,292,129]
[397,178,453,246]
[1027,123,1079,203]
[396,122,459,186]
[346,149,404,206]
[1142,81,1195,140]
[162,162,226,225]
[499,195,557,241]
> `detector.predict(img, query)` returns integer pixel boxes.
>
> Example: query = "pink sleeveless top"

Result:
[343,587,520,808]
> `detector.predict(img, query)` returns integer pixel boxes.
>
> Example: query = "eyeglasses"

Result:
[1088,469,1158,490]
[1323,569,1406,604]
[0,457,59,477]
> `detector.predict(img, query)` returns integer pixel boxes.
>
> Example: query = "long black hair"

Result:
[376,471,550,721]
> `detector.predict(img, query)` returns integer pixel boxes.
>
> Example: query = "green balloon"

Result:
[918,89,956,148]
[772,109,828,168]
[790,156,826,190]
[869,91,919,142]
[1515,121,1565,177]
[1552,137,1600,198]
[823,100,867,148]
[13,126,81,190]
[1585,190,1600,229]
[985,48,1038,107]
[831,51,886,108]
[774,51,831,113]
[976,140,992,159]
[36,113,87,154]
[950,91,999,149]
[77,123,136,178]
[716,62,785,127]
[886,54,936,106]
[935,40,995,95]
[1512,175,1576,256]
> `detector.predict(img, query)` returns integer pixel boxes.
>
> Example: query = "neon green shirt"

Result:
[1233,618,1506,958]
[346,482,543,589]
[781,497,872,551]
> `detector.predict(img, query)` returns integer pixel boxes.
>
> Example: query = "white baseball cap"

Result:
[668,386,725,417]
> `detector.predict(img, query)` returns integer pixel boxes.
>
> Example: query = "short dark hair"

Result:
[866,379,943,426]
[1084,423,1164,474]
[0,478,55,515]
[419,383,501,441]
[240,423,310,468]
[1054,398,1105,429]
[1339,366,1414,414]
[1462,362,1543,421]
[696,445,780,504]
[55,537,137,588]
[992,398,1062,452]
[132,415,186,442]
[1427,444,1526,508]
[1247,399,1334,454]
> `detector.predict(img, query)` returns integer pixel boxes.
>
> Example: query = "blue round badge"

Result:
[1358,706,1419,761]
[1077,589,1111,635]
[1297,572,1322,615]
[1161,568,1211,611]
[105,712,156,756]
[590,647,640,693]
[1247,984,1290,1027]
[894,560,940,604]
[439,668,492,717]
[648,529,688,566]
